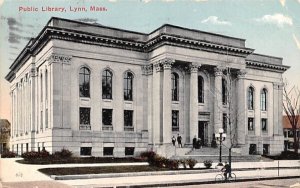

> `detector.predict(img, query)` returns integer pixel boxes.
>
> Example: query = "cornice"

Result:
[246,60,289,73]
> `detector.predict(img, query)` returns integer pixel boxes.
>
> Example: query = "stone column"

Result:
[189,63,200,143]
[236,69,247,145]
[274,83,283,136]
[214,66,223,134]
[162,58,174,144]
[29,64,37,133]
[141,64,153,144]
[47,54,72,129]
[152,62,163,144]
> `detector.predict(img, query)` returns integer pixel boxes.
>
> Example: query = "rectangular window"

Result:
[79,107,91,130]
[261,118,267,132]
[263,144,269,155]
[40,111,43,130]
[26,143,29,152]
[249,144,257,155]
[223,114,227,133]
[125,147,135,156]
[45,109,48,128]
[284,130,287,138]
[103,147,114,156]
[102,109,113,131]
[172,110,179,131]
[288,131,294,138]
[124,110,134,131]
[248,118,254,131]
[80,147,92,156]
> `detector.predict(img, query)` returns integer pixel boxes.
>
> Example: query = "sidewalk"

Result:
[0,158,299,187]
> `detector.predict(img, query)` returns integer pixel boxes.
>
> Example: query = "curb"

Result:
[50,167,300,180]
[115,176,300,188]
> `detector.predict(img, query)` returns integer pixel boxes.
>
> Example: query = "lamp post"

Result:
[215,128,226,164]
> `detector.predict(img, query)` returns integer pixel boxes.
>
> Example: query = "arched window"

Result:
[124,71,133,101]
[260,88,267,111]
[102,69,113,99]
[79,67,90,97]
[222,78,227,105]
[198,76,204,103]
[171,73,179,101]
[248,86,254,110]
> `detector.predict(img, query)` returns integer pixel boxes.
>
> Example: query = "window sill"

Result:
[103,99,113,102]
[79,125,91,130]
[102,126,113,131]
[80,97,90,101]
[172,127,179,132]
[172,101,180,105]
[124,126,134,131]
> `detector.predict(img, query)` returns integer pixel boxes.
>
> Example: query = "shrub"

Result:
[203,160,212,169]
[167,159,179,169]
[21,150,50,160]
[1,151,17,158]
[53,148,73,159]
[180,159,187,169]
[186,158,197,169]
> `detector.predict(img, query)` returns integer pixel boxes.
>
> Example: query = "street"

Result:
[172,178,300,188]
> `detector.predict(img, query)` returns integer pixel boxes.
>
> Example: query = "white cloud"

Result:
[279,0,286,7]
[201,16,231,26]
[142,0,151,2]
[193,0,208,2]
[0,0,4,7]
[255,13,293,27]
[293,34,300,50]
[108,0,117,2]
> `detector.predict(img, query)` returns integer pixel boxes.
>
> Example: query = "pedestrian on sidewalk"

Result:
[177,134,182,148]
[172,135,176,146]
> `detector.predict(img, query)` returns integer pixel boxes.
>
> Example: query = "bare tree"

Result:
[283,84,300,154]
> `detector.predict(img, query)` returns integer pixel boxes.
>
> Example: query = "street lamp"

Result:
[215,128,226,165]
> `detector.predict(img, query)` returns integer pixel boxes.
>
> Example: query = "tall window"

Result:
[260,88,267,111]
[79,107,91,130]
[248,118,254,131]
[102,109,113,126]
[40,74,43,102]
[40,111,43,130]
[124,110,133,131]
[171,73,179,101]
[45,109,48,128]
[222,78,227,105]
[172,110,179,131]
[248,87,254,110]
[79,67,90,97]
[223,114,227,133]
[102,70,112,99]
[124,72,133,101]
[45,70,48,100]
[261,118,267,131]
[198,76,204,103]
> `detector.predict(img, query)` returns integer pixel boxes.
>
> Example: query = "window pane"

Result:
[222,78,227,104]
[171,73,179,101]
[79,67,90,97]
[124,110,133,127]
[172,110,179,131]
[79,107,91,130]
[124,72,133,101]
[103,147,114,156]
[261,118,267,131]
[102,109,112,125]
[223,114,227,133]
[125,147,135,156]
[80,147,92,156]
[248,118,254,131]
[198,76,204,103]
[248,87,254,110]
[102,70,112,99]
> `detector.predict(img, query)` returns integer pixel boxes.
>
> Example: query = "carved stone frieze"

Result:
[47,53,72,64]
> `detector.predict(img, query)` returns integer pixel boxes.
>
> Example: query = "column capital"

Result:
[141,64,153,75]
[47,53,72,65]
[160,58,175,70]
[153,62,163,72]
[189,63,201,73]
[214,66,224,76]
[237,69,247,79]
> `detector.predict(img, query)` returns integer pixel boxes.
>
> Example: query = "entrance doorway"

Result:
[198,121,208,146]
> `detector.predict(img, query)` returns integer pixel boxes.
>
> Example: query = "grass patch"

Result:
[17,157,146,165]
[39,165,168,176]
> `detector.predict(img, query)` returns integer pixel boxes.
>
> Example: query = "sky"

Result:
[0,0,299,122]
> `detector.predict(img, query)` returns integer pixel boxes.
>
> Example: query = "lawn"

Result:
[39,165,169,176]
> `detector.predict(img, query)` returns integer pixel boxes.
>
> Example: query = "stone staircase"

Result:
[171,146,272,162]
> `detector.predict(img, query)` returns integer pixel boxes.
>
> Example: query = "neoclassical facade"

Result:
[6,17,289,157]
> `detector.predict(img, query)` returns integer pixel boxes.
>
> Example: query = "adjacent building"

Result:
[283,115,300,151]
[5,17,289,157]
[0,119,10,154]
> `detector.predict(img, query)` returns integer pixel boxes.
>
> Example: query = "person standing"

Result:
[172,136,176,146]
[177,134,182,148]
[192,136,197,150]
